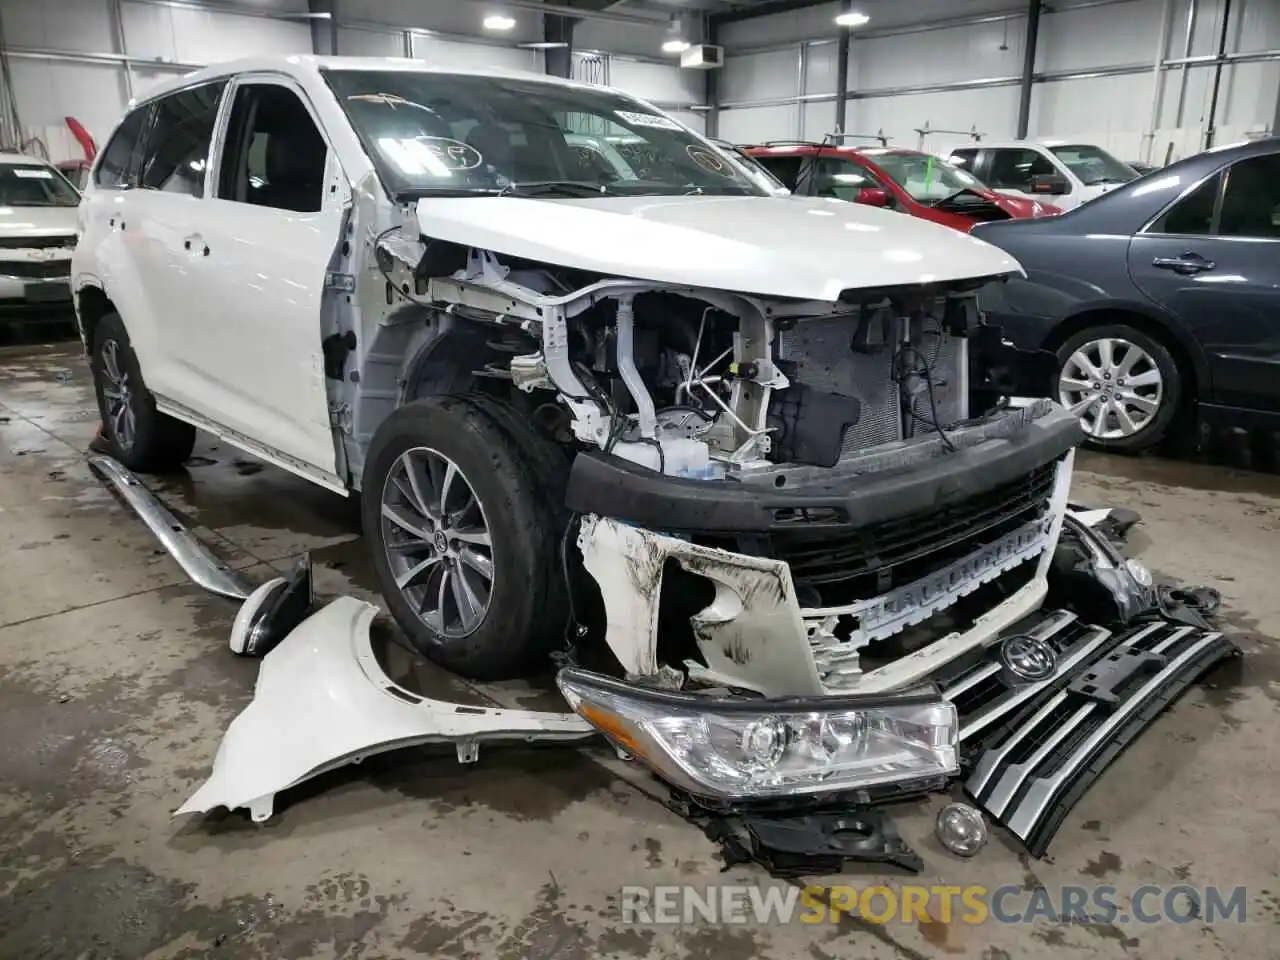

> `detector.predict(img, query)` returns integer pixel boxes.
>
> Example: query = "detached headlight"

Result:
[557,668,958,803]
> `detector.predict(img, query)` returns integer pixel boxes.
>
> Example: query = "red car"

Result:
[743,142,1062,232]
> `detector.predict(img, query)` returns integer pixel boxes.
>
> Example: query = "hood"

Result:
[414,194,1021,302]
[0,204,77,241]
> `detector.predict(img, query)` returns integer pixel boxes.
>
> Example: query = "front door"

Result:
[983,147,1076,209]
[176,76,344,482]
[1129,151,1280,411]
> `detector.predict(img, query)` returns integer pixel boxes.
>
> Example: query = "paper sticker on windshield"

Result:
[13,169,53,179]
[415,137,483,171]
[615,110,681,131]
[686,145,739,179]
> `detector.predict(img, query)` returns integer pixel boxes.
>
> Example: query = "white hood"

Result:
[415,195,1021,302]
[0,205,77,241]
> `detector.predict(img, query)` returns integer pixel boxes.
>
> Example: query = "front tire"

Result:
[90,312,196,471]
[1054,324,1181,452]
[361,396,567,680]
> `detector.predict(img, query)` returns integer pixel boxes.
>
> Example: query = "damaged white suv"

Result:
[74,57,1084,696]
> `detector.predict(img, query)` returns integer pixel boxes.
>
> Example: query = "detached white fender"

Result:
[177,596,595,822]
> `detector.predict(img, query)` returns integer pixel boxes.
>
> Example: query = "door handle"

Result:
[1152,254,1216,275]
[183,235,210,257]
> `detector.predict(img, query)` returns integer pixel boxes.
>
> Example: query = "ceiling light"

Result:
[483,13,516,31]
[835,11,870,27]
[662,39,691,53]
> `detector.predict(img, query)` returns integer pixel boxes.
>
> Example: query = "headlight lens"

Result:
[557,668,958,802]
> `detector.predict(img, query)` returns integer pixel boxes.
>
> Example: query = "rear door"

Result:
[128,80,228,409]
[75,106,152,353]
[1129,151,1280,411]
[184,76,345,483]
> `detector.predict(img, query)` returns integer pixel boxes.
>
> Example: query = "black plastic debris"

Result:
[667,792,924,877]
[744,810,924,877]
[1050,514,1157,624]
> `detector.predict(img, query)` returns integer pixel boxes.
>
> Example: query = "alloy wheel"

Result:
[1058,337,1163,441]
[379,446,495,638]
[100,339,136,451]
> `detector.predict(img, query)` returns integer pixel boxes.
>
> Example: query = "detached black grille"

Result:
[959,613,1239,857]
[0,259,71,279]
[763,460,1059,606]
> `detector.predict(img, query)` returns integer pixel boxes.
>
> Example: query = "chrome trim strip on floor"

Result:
[943,661,1002,700]
[1149,625,1197,655]
[1001,630,1224,841]
[983,702,1094,818]
[88,454,252,601]
[967,689,1070,798]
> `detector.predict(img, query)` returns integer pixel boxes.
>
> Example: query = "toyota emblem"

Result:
[999,635,1058,682]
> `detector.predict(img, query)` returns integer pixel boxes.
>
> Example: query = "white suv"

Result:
[73,56,1081,697]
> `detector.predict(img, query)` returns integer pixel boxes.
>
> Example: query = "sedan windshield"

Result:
[323,69,767,199]
[862,150,985,202]
[0,163,80,207]
[1048,144,1138,185]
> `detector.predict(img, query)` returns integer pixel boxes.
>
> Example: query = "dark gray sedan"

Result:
[973,137,1280,451]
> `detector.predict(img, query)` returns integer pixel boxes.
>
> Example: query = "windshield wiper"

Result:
[394,186,502,201]
[931,188,975,207]
[499,180,613,198]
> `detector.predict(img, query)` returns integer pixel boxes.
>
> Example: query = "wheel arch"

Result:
[75,283,116,353]
[1041,305,1209,403]
[347,318,491,492]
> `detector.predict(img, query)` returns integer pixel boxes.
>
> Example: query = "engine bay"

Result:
[375,231,1024,481]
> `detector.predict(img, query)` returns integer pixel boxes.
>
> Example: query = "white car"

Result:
[947,140,1141,211]
[0,153,80,310]
[73,55,1082,703]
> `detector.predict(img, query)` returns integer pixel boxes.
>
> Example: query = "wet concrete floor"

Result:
[2,344,1279,959]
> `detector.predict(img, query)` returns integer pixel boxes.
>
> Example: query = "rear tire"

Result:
[90,312,196,472]
[1054,323,1181,452]
[361,396,568,680]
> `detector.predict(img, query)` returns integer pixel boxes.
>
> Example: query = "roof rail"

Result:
[821,130,890,148]
[914,122,986,151]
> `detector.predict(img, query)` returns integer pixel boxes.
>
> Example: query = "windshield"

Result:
[1048,144,1138,185]
[323,70,767,199]
[712,141,790,195]
[0,162,80,207]
[862,151,985,202]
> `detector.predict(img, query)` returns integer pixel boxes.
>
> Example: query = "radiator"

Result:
[779,315,968,455]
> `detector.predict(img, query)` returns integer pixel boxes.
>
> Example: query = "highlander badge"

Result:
[999,634,1057,682]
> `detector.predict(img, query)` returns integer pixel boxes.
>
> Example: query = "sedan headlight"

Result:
[557,668,958,803]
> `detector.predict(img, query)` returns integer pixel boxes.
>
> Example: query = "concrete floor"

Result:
[2,344,1279,960]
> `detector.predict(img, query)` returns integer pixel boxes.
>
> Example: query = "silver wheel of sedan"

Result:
[1058,336,1164,441]
[380,447,495,638]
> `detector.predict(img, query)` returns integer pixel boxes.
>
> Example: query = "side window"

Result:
[94,106,150,188]
[1156,173,1221,236]
[948,149,979,173]
[812,157,879,201]
[985,149,1056,191]
[138,82,226,197]
[217,83,327,214]
[754,155,803,190]
[1219,154,1280,239]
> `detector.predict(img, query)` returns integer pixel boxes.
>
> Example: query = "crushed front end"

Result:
[369,218,1234,858]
